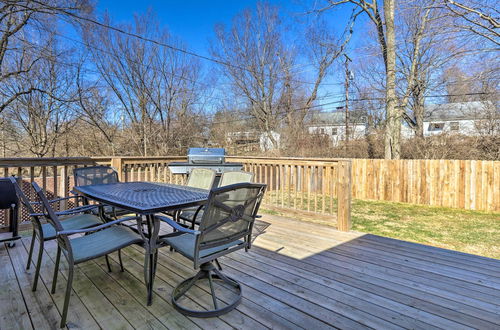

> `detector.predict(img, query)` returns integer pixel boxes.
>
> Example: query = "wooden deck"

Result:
[1,215,499,329]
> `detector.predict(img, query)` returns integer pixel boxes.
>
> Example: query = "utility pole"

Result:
[344,54,352,147]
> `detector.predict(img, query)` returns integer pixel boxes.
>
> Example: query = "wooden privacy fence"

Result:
[350,159,500,212]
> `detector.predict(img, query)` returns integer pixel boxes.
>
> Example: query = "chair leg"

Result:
[171,262,242,317]
[26,231,36,270]
[207,271,219,310]
[51,246,61,294]
[118,250,124,272]
[105,255,112,272]
[32,238,44,292]
[60,261,74,328]
[214,259,222,271]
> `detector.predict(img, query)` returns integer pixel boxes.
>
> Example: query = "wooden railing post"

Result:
[111,158,124,181]
[60,165,69,210]
[337,160,352,231]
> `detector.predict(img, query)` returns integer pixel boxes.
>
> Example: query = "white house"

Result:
[307,110,368,146]
[403,101,499,138]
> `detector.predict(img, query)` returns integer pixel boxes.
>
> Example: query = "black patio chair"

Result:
[9,178,104,291]
[157,182,266,317]
[170,168,216,226]
[32,182,146,328]
[0,178,21,247]
[177,170,253,229]
[73,166,130,219]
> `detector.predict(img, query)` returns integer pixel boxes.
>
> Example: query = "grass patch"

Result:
[352,199,500,259]
[262,191,500,259]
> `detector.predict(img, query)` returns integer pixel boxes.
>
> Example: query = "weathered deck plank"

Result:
[0,246,33,330]
[19,239,100,329]
[1,214,499,330]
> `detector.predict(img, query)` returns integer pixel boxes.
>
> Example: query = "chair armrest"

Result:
[57,216,141,236]
[55,204,99,216]
[30,195,83,205]
[156,215,200,235]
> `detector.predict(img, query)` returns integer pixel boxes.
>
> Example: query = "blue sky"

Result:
[94,1,364,107]
[96,1,354,56]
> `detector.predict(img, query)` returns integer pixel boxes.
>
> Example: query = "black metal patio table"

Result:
[73,181,210,305]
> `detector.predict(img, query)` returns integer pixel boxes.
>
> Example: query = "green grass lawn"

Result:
[351,200,500,259]
[263,197,500,259]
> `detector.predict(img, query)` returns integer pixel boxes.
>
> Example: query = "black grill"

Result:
[169,148,242,175]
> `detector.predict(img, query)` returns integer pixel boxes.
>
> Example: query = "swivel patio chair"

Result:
[32,182,146,328]
[73,165,130,219]
[218,171,254,187]
[9,178,104,291]
[170,168,216,226]
[180,170,254,229]
[157,182,266,317]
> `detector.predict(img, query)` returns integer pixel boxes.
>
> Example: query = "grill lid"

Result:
[188,148,225,164]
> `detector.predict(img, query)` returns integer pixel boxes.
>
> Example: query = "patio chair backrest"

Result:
[9,177,46,233]
[218,171,254,187]
[9,177,35,213]
[0,178,18,210]
[32,182,72,254]
[73,166,119,187]
[195,182,266,265]
[186,168,216,190]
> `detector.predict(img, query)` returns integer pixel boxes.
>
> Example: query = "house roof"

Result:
[308,110,368,126]
[424,101,496,121]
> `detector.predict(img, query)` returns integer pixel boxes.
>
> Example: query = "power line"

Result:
[26,0,348,87]
[8,38,352,106]
[7,33,497,126]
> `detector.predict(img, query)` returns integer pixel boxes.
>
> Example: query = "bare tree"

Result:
[5,37,79,157]
[316,0,401,158]
[83,12,206,156]
[211,3,345,151]
[442,0,499,47]
[0,0,92,113]
[75,61,119,155]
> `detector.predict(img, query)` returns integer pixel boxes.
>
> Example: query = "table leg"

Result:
[145,214,160,306]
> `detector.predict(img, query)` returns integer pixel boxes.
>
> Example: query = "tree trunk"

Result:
[383,0,401,159]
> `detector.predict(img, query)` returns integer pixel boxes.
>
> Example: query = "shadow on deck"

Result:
[1,215,499,329]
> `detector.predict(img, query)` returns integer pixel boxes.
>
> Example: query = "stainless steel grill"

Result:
[168,148,242,175]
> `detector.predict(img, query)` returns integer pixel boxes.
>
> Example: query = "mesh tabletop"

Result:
[74,182,209,214]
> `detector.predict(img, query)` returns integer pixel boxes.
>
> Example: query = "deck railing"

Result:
[0,156,352,232]
[3,155,499,235]
[0,157,97,228]
[98,156,352,231]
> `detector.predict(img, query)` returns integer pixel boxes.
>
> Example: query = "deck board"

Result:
[1,214,499,330]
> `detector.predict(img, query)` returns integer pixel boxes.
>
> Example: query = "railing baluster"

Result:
[322,166,326,214]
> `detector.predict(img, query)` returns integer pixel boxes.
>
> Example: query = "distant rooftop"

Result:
[424,101,497,121]
[308,109,368,125]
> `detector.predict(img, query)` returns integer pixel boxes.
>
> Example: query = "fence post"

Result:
[111,158,123,181]
[337,160,352,231]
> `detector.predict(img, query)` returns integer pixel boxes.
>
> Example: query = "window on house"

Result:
[332,128,338,135]
[449,122,459,131]
[318,128,326,135]
[429,123,444,131]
